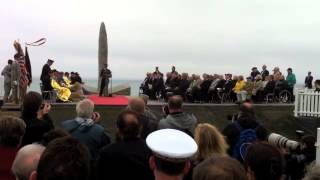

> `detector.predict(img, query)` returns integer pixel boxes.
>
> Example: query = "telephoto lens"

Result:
[268,133,300,150]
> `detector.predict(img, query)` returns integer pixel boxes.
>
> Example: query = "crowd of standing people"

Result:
[141,65,317,103]
[0,92,319,180]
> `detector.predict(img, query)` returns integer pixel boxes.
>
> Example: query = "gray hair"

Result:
[76,99,94,118]
[12,144,45,180]
[127,97,145,114]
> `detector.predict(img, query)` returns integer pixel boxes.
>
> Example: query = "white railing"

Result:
[294,88,320,117]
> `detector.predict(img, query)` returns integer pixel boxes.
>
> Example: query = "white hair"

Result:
[12,144,45,180]
[76,99,94,118]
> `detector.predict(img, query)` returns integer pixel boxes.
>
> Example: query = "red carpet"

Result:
[88,95,128,106]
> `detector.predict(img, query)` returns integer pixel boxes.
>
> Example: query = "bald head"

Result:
[128,97,145,115]
[12,144,45,180]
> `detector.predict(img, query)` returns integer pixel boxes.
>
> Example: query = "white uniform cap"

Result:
[146,129,198,160]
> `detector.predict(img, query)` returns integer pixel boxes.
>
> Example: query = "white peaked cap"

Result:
[146,129,198,160]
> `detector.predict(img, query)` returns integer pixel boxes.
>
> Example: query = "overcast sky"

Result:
[1,0,319,82]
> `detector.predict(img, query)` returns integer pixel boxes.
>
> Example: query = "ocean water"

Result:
[0,77,142,96]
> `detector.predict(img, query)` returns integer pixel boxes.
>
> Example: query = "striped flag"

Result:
[15,53,29,88]
[25,47,32,85]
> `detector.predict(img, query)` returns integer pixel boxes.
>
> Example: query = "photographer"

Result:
[21,91,54,146]
[62,99,110,161]
[159,95,197,136]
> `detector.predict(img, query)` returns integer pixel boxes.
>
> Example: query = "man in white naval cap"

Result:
[146,129,198,180]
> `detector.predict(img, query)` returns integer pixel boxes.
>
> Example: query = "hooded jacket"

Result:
[62,117,110,160]
[158,112,197,136]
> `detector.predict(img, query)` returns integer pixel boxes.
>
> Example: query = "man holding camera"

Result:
[158,95,197,136]
[62,99,110,160]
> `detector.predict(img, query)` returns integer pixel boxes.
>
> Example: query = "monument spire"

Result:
[98,22,108,89]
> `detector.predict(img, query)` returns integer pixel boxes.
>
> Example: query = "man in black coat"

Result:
[97,110,154,180]
[305,71,313,89]
[261,65,270,81]
[99,63,112,96]
[40,59,54,91]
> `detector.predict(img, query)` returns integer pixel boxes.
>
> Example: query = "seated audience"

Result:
[147,129,198,180]
[193,123,228,164]
[50,70,71,102]
[97,110,154,180]
[233,75,246,102]
[0,116,26,180]
[158,95,197,136]
[244,142,285,180]
[193,154,247,180]
[69,76,85,102]
[11,144,45,180]
[62,99,110,160]
[127,97,158,139]
[30,137,90,180]
[21,91,54,146]
[139,94,158,122]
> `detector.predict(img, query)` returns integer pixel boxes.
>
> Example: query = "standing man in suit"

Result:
[261,65,269,81]
[99,63,112,96]
[40,59,54,91]
[1,60,13,103]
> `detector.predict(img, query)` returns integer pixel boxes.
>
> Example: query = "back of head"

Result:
[76,99,94,118]
[40,129,70,146]
[12,144,45,180]
[0,116,26,147]
[128,97,145,114]
[22,91,43,119]
[193,154,247,180]
[168,95,183,111]
[194,123,228,161]
[116,110,141,141]
[245,142,284,180]
[36,137,90,180]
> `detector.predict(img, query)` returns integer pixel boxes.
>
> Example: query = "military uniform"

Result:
[1,64,12,103]
[10,61,20,104]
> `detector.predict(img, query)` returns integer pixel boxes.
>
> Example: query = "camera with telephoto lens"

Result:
[268,133,300,151]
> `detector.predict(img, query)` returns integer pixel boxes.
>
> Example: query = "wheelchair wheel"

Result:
[279,90,291,103]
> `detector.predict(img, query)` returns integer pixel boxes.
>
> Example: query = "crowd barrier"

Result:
[294,89,320,117]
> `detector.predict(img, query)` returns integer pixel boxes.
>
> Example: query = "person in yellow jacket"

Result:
[233,75,246,102]
[51,72,71,102]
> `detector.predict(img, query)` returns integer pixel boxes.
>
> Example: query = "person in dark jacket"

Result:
[305,71,313,89]
[62,99,110,160]
[222,102,268,157]
[97,110,154,180]
[261,65,270,81]
[40,59,54,91]
[127,97,158,139]
[21,91,54,146]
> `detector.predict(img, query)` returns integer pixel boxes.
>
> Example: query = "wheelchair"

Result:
[265,89,292,104]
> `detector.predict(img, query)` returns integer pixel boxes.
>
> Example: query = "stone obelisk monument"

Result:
[98,22,108,90]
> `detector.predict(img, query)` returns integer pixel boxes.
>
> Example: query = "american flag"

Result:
[15,54,29,87]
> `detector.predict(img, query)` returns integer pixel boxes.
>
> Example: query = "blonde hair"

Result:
[194,123,228,162]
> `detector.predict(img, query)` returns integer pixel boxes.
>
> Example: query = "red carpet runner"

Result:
[88,95,129,106]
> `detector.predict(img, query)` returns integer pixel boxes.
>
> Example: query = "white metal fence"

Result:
[294,89,320,117]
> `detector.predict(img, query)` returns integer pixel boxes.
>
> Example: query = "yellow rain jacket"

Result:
[51,79,71,102]
[233,80,246,93]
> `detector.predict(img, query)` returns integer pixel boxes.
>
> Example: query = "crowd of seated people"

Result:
[141,65,302,103]
[45,70,86,102]
[1,93,319,180]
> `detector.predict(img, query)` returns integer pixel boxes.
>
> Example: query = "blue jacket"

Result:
[62,117,110,160]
